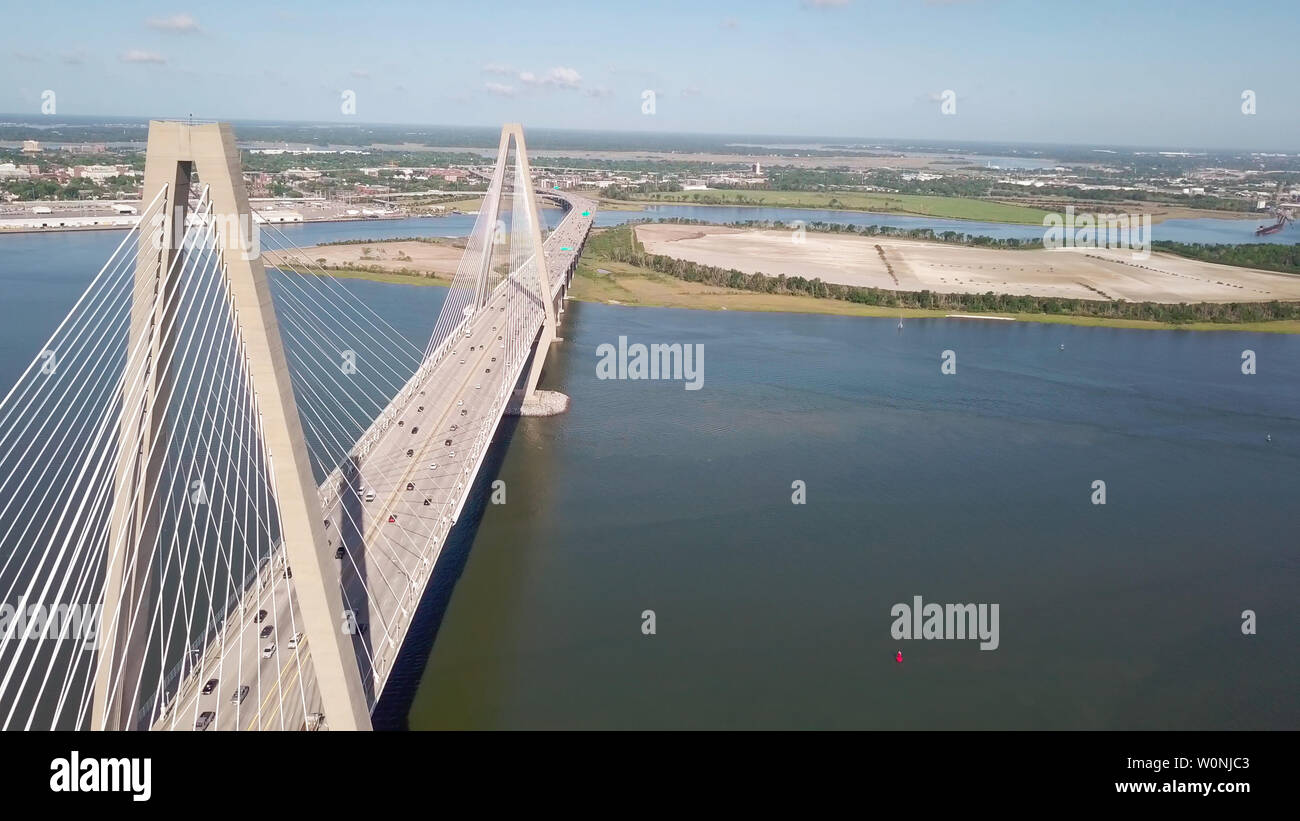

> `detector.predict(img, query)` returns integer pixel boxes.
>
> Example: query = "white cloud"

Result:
[486,65,587,96]
[802,0,850,7]
[146,14,201,33]
[121,50,167,65]
[519,66,582,89]
[722,17,740,29]
[351,69,370,79]
[584,86,614,98]
[13,51,42,62]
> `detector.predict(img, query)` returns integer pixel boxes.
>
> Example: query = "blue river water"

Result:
[0,206,1296,729]
[404,302,1299,729]
[594,204,1298,245]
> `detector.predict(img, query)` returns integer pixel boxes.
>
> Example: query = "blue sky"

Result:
[2,0,1297,149]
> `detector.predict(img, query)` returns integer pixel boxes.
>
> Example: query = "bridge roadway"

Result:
[154,191,594,730]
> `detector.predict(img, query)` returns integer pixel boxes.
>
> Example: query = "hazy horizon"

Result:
[1,113,1296,156]
[3,1,1298,152]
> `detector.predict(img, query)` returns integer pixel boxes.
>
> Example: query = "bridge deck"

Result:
[155,193,594,730]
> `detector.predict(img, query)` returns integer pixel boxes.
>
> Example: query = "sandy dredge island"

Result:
[634,224,1300,304]
[265,239,464,281]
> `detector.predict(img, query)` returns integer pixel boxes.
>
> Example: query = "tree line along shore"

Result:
[273,222,1300,332]
[572,223,1300,332]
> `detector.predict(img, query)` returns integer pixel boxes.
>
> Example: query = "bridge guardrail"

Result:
[161,194,596,714]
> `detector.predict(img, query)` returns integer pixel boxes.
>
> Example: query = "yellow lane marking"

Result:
[246,637,309,731]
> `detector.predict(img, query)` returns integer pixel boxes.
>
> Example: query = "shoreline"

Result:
[267,239,1300,334]
[0,213,417,236]
[572,227,1300,334]
[12,224,1292,332]
[0,199,489,237]
[285,266,453,288]
[246,248,1300,334]
[565,284,1300,334]
[1,196,1270,239]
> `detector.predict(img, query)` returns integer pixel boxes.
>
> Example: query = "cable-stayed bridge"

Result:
[0,121,593,730]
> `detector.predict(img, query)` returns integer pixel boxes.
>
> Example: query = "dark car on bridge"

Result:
[196,711,215,731]
[410,426,418,434]
[253,609,267,624]
[201,678,218,695]
[406,482,414,491]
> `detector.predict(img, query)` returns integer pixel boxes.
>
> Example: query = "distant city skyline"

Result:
[3,0,1299,151]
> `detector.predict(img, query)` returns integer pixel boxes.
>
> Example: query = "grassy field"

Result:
[619,189,1055,224]
[572,232,1300,333]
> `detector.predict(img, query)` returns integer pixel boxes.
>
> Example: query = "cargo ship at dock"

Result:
[1255,215,1290,236]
